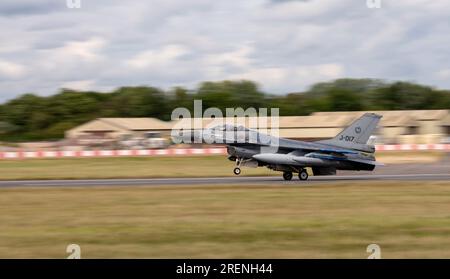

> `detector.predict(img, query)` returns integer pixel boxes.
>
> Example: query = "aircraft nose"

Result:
[191,130,204,143]
[202,129,214,143]
[171,129,204,144]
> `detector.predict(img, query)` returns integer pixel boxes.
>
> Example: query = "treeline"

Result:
[0,78,449,141]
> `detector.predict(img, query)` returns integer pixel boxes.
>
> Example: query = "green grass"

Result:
[1,181,450,258]
[0,156,273,180]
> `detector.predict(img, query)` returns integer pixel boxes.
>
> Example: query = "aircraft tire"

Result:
[299,169,309,181]
[283,171,293,181]
[233,167,241,175]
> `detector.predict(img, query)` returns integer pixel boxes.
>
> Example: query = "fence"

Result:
[0,144,449,159]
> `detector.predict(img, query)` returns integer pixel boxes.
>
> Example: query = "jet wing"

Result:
[206,127,360,154]
[231,136,360,154]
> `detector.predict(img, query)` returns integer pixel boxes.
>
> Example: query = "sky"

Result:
[0,0,449,101]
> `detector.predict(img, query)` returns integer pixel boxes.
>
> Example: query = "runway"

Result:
[0,173,449,188]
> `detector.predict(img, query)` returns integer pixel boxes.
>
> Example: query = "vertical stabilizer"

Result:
[317,113,382,151]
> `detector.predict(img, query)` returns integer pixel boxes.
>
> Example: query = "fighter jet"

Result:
[200,113,383,181]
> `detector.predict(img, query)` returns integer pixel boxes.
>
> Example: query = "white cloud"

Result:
[206,45,254,69]
[0,60,27,79]
[126,44,189,69]
[61,79,96,91]
[436,69,450,80]
[227,63,344,92]
[0,0,449,100]
[57,37,106,62]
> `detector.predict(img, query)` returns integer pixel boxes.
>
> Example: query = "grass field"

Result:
[0,151,445,180]
[1,181,450,258]
[0,156,272,180]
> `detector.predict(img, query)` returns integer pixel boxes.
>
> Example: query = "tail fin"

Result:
[317,113,382,152]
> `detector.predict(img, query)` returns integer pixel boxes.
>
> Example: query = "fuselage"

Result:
[226,143,377,174]
[187,115,382,179]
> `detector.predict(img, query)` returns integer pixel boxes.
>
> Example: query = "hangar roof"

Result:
[278,115,352,128]
[313,110,448,120]
[98,118,172,130]
[172,115,353,129]
[442,113,450,126]
[172,117,273,129]
[67,118,172,133]
[67,119,121,132]
[67,110,449,136]
[312,110,449,126]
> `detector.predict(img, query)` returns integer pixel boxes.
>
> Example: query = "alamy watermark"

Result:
[367,244,381,259]
[171,100,280,153]
[66,244,81,259]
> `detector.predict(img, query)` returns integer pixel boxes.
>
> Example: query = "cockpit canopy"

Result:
[209,124,250,132]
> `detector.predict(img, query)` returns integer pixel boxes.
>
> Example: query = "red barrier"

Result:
[0,145,448,159]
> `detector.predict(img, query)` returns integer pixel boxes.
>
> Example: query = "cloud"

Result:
[227,63,344,92]
[126,44,189,69]
[0,0,450,100]
[436,69,450,80]
[61,79,96,91]
[0,60,27,79]
[58,37,106,62]
[0,0,63,17]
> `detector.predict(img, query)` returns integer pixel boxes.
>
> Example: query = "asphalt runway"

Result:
[0,173,449,188]
[0,161,448,188]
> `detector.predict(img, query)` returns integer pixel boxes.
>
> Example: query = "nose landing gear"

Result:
[233,158,242,175]
[233,167,241,175]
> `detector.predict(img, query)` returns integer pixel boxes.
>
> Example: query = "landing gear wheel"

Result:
[299,169,309,181]
[233,167,241,175]
[283,171,293,181]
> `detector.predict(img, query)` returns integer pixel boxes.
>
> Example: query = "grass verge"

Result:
[1,181,450,258]
[0,151,445,180]
[0,156,273,180]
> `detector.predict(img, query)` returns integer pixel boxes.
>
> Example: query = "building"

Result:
[171,113,419,143]
[312,110,449,144]
[66,110,450,145]
[171,110,449,144]
[66,118,172,140]
[277,115,354,141]
[444,113,450,134]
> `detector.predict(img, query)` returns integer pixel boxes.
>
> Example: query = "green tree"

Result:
[195,80,265,112]
[0,78,449,142]
[324,88,364,111]
[109,86,169,119]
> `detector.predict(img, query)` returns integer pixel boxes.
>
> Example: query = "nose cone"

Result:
[194,129,222,144]
[171,129,205,144]
[192,129,205,143]
[201,128,214,143]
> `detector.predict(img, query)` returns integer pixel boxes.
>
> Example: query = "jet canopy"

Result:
[208,124,250,132]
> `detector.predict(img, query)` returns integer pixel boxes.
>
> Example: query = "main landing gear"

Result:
[283,171,293,181]
[298,169,309,181]
[282,169,309,181]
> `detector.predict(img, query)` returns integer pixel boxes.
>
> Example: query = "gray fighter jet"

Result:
[201,113,383,181]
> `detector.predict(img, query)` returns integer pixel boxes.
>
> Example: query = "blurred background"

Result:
[0,79,449,151]
[1,1,450,150]
[1,0,450,259]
